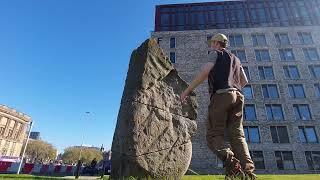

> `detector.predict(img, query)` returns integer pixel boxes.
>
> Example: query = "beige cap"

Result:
[207,33,228,46]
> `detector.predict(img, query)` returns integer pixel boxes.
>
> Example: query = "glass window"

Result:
[243,85,253,99]
[275,33,290,45]
[255,50,270,61]
[170,37,176,48]
[262,85,279,98]
[315,84,320,98]
[303,48,319,61]
[305,151,320,170]
[283,66,300,79]
[207,35,212,41]
[279,49,295,61]
[270,126,290,143]
[252,34,267,46]
[244,104,256,121]
[250,151,265,169]
[299,127,318,143]
[229,35,244,47]
[231,50,246,62]
[298,32,313,44]
[309,65,320,78]
[258,66,274,79]
[160,13,170,26]
[266,104,284,120]
[275,151,295,170]
[294,104,311,120]
[170,52,176,63]
[244,126,260,143]
[288,84,305,98]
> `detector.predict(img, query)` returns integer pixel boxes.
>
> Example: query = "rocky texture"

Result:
[110,39,198,179]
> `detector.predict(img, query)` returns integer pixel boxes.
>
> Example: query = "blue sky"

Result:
[0,0,216,153]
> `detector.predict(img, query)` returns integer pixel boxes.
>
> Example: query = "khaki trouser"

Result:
[206,90,255,174]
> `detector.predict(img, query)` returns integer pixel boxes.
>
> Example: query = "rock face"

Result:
[110,39,198,179]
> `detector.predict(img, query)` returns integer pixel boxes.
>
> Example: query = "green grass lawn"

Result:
[182,174,320,180]
[1,174,320,180]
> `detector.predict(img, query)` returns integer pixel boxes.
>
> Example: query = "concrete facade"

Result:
[152,25,320,174]
[0,105,31,157]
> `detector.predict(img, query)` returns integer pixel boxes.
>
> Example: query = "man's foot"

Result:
[245,172,257,180]
[224,157,245,180]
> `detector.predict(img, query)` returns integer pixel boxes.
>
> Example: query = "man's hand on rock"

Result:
[180,90,189,104]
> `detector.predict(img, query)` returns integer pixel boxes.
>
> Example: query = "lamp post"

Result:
[17,121,33,174]
[75,112,90,179]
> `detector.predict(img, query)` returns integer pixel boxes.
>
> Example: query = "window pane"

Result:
[262,86,269,98]
[235,35,244,46]
[305,151,314,170]
[250,151,265,169]
[270,127,279,143]
[299,32,313,44]
[294,85,305,98]
[299,127,307,143]
[279,34,290,45]
[264,67,274,79]
[283,67,290,78]
[261,50,270,61]
[268,85,279,98]
[288,85,295,98]
[294,106,301,120]
[315,84,320,98]
[170,37,175,48]
[282,152,295,170]
[275,151,284,170]
[237,50,246,62]
[304,48,319,61]
[266,106,273,120]
[170,52,176,63]
[245,105,256,121]
[278,127,289,143]
[249,127,260,143]
[305,127,318,143]
[161,14,170,25]
[290,67,300,79]
[244,127,249,142]
[312,152,320,170]
[259,67,265,79]
[314,66,320,78]
[243,86,253,99]
[273,105,284,120]
[300,105,311,120]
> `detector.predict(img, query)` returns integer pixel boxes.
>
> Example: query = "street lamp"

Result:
[75,112,90,179]
[17,121,34,174]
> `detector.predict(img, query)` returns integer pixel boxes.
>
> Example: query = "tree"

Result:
[62,146,103,165]
[25,140,57,163]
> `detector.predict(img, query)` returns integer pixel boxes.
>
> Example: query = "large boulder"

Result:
[110,39,198,179]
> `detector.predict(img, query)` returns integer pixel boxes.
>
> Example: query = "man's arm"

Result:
[180,62,214,102]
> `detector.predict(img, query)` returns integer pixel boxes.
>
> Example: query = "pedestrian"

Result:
[180,33,257,180]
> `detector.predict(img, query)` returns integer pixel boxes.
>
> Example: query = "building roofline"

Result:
[155,0,244,7]
[0,104,31,121]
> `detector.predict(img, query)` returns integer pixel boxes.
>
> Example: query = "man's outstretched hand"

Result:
[180,90,189,104]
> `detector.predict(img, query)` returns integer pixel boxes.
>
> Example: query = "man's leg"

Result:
[227,91,255,175]
[206,93,243,177]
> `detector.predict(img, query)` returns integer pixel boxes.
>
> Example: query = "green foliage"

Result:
[25,140,57,163]
[62,146,103,165]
